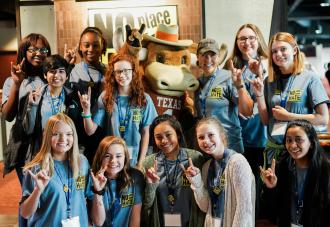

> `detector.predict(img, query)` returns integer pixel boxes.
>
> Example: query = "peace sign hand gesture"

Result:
[229,59,246,88]
[180,158,200,178]
[146,159,160,184]
[11,58,26,85]
[259,159,277,188]
[27,167,50,194]
[90,166,107,192]
[78,86,91,113]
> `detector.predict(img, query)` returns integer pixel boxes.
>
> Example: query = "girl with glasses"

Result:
[79,53,157,168]
[2,33,51,183]
[260,120,330,226]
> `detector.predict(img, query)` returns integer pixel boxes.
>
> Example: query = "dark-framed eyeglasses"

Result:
[237,36,257,43]
[27,47,49,55]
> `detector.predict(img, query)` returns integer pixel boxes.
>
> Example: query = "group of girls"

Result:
[1,22,329,227]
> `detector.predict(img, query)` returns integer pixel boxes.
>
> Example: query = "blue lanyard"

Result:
[116,96,131,139]
[106,180,121,225]
[207,149,228,218]
[83,62,102,83]
[199,74,216,117]
[280,76,294,108]
[293,165,308,224]
[48,86,65,115]
[54,161,73,218]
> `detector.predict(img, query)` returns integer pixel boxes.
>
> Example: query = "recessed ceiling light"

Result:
[320,3,330,7]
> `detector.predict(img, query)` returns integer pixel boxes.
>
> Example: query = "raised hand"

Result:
[183,91,195,116]
[247,76,264,98]
[180,158,200,178]
[229,59,246,88]
[27,168,50,193]
[146,159,160,184]
[11,58,26,84]
[64,43,78,65]
[246,52,263,78]
[90,166,107,192]
[259,159,277,188]
[28,87,42,106]
[78,86,91,113]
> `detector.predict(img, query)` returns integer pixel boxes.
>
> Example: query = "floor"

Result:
[0,162,20,227]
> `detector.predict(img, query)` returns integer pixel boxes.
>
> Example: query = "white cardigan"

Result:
[189,153,256,227]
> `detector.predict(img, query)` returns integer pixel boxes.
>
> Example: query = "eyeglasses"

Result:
[285,137,306,145]
[113,68,133,76]
[237,36,257,43]
[27,47,49,55]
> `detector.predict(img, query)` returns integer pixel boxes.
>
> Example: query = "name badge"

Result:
[61,216,80,227]
[76,176,85,190]
[164,213,181,227]
[127,146,133,159]
[271,122,287,136]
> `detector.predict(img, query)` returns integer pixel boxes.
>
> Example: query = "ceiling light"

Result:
[320,3,330,7]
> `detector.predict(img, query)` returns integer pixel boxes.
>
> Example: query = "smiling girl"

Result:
[183,117,255,227]
[260,120,330,226]
[90,136,144,227]
[79,53,157,168]
[142,114,205,227]
[20,113,91,227]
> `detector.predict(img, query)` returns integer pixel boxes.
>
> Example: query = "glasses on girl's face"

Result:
[113,68,133,76]
[237,36,257,43]
[27,47,49,55]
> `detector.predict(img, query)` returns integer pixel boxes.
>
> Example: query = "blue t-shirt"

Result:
[240,66,267,148]
[264,69,329,144]
[22,155,92,227]
[93,92,158,166]
[99,168,144,227]
[195,68,244,153]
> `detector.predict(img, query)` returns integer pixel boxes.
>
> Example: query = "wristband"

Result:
[81,112,92,118]
[255,94,264,98]
[91,186,105,195]
[235,84,244,90]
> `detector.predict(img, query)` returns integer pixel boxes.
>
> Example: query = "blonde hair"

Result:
[195,117,228,148]
[23,113,80,179]
[92,136,132,193]
[268,32,304,82]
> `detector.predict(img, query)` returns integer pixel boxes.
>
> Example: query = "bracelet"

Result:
[91,186,105,195]
[255,94,264,98]
[81,112,92,118]
[235,84,244,90]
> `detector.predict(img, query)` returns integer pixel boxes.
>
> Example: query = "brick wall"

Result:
[54,0,202,55]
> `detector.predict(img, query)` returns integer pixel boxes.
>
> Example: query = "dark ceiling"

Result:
[288,0,330,47]
[0,0,329,47]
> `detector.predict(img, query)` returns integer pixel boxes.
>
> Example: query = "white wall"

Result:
[305,46,330,78]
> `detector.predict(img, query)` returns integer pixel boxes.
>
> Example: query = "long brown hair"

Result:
[23,113,80,179]
[225,23,268,70]
[268,32,304,82]
[92,136,132,193]
[103,53,146,114]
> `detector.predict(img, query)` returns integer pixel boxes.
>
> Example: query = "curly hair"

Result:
[92,136,132,193]
[103,53,146,114]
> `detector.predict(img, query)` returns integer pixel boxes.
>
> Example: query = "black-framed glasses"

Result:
[27,47,49,55]
[237,36,257,43]
[113,68,133,76]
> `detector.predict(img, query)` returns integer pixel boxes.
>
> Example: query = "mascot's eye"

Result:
[181,56,187,64]
[156,54,165,63]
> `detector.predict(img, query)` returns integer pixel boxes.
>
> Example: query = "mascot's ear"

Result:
[218,43,228,66]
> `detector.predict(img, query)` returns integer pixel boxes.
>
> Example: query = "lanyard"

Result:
[164,157,181,213]
[199,74,216,117]
[48,86,65,115]
[280,76,294,108]
[83,62,102,83]
[293,165,307,224]
[106,180,121,225]
[54,161,73,218]
[116,96,131,139]
[207,149,229,218]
